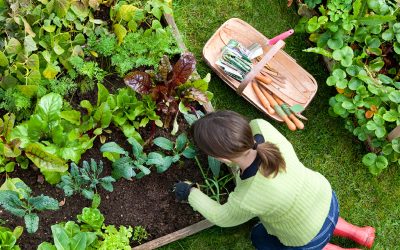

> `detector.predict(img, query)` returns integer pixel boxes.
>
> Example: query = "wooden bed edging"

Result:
[132,220,214,250]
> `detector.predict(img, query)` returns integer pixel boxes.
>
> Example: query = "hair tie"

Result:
[252,142,258,150]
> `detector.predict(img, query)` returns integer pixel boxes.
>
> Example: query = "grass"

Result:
[160,1,400,249]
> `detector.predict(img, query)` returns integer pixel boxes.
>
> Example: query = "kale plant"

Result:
[0,178,59,233]
[57,159,116,200]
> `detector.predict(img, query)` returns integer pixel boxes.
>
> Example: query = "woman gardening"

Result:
[174,110,375,250]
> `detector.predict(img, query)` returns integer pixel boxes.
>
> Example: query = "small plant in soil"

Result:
[0,178,59,233]
[133,225,149,244]
[57,159,116,200]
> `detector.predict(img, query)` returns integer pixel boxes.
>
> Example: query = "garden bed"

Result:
[0,1,222,248]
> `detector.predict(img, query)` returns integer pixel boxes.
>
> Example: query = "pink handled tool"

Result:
[268,29,294,45]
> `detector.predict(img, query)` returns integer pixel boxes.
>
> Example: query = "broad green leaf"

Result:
[54,0,71,18]
[25,213,39,233]
[117,4,137,21]
[383,110,398,122]
[38,242,57,250]
[60,110,81,125]
[113,24,127,45]
[72,34,85,45]
[362,152,377,166]
[389,91,400,103]
[175,133,187,152]
[382,29,394,41]
[24,35,37,54]
[208,156,221,178]
[70,232,87,250]
[53,42,65,55]
[29,195,59,210]
[182,147,196,159]
[146,152,164,166]
[6,38,22,54]
[394,42,400,55]
[25,143,68,174]
[0,51,8,66]
[80,100,93,114]
[121,124,142,143]
[127,138,143,156]
[26,54,40,69]
[37,93,63,124]
[376,155,388,170]
[51,224,70,249]
[100,142,127,155]
[71,1,89,19]
[153,137,174,151]
[375,126,386,138]
[93,103,112,128]
[43,63,60,79]
[392,138,400,153]
[136,165,151,175]
[97,83,109,106]
[112,157,134,180]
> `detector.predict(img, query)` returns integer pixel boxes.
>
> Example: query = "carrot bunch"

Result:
[252,81,304,131]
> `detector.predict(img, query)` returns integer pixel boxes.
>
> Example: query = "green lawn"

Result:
[160,1,400,249]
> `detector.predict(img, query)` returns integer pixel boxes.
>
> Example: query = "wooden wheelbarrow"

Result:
[202,18,318,129]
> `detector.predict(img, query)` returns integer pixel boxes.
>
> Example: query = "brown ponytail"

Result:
[255,142,286,177]
[192,110,285,178]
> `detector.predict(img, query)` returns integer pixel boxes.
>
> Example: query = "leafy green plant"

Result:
[0,113,28,173]
[101,133,195,179]
[124,53,212,129]
[57,159,116,200]
[99,225,133,250]
[0,225,23,250]
[149,133,196,173]
[10,93,94,184]
[100,138,152,180]
[77,83,161,142]
[37,222,98,250]
[0,178,59,233]
[132,225,149,245]
[298,0,400,174]
[194,155,234,203]
[111,21,181,75]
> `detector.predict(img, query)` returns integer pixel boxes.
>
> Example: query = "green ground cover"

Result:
[160,0,400,249]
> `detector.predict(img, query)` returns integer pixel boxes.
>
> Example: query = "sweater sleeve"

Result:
[188,188,255,227]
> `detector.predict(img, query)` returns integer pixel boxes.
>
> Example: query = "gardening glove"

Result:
[173,181,197,202]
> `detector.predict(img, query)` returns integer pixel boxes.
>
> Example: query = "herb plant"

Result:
[57,159,116,200]
[0,178,59,233]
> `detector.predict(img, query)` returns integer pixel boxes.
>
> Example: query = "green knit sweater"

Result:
[188,119,332,246]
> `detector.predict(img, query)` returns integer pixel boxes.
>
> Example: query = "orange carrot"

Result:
[273,94,304,130]
[252,81,275,114]
[259,85,296,131]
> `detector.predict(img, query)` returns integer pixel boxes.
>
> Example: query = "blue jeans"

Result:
[251,192,339,250]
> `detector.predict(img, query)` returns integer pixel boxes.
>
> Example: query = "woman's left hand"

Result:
[173,181,197,202]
